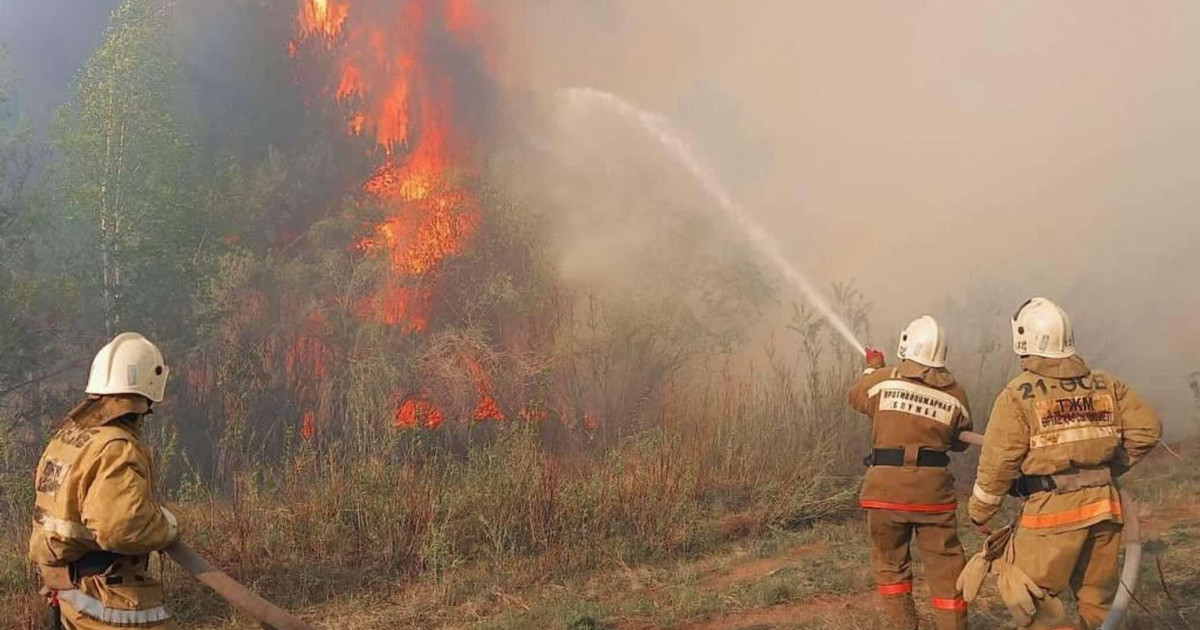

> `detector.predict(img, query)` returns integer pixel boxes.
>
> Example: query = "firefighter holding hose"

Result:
[968,298,1162,630]
[849,316,973,630]
[30,333,180,629]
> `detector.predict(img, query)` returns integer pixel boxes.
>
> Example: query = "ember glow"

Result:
[292,0,496,427]
[395,396,444,429]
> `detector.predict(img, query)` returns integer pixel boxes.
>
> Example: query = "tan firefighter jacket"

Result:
[849,360,973,511]
[968,356,1162,533]
[30,396,179,571]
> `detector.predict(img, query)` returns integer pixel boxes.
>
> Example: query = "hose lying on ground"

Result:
[958,431,1141,630]
[164,541,317,630]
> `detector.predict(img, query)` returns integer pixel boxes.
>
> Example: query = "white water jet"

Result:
[559,87,866,355]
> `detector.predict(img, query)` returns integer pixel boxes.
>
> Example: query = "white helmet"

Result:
[85,333,170,402]
[897,315,948,368]
[1012,297,1075,359]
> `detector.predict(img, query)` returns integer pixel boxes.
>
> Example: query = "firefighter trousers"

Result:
[1010,520,1122,630]
[867,508,967,630]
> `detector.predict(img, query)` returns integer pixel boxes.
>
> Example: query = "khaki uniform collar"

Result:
[67,395,151,431]
[1020,355,1091,379]
[897,360,957,388]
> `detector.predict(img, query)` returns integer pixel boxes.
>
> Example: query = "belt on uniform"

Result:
[1009,466,1114,497]
[69,550,130,581]
[1009,474,1056,496]
[864,448,950,468]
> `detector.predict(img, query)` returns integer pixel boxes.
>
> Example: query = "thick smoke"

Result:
[4,1,1198,432]
[495,1,1200,433]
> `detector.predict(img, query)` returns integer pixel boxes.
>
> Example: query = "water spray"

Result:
[560,88,866,356]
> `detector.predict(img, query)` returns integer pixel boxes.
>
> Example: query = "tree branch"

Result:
[0,363,88,400]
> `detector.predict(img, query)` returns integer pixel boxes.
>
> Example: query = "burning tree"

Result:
[176,0,562,472]
[167,0,767,476]
[293,0,489,335]
[287,0,513,432]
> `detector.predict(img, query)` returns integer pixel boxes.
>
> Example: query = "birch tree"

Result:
[53,0,200,338]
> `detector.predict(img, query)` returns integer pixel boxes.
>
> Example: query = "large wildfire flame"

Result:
[293,0,482,334]
[291,0,501,431]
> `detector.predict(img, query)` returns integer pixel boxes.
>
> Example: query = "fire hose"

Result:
[164,542,317,630]
[957,431,1141,629]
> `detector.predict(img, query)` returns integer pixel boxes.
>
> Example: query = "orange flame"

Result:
[292,0,500,428]
[298,0,349,40]
[301,411,317,440]
[396,396,444,429]
[292,0,483,334]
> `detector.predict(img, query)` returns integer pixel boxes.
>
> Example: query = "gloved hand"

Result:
[956,525,1012,602]
[995,561,1046,627]
[956,550,990,602]
[865,347,885,369]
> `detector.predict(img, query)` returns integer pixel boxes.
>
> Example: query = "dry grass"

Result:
[0,344,868,629]
[162,439,1199,630]
[3,434,1198,630]
[3,304,1196,630]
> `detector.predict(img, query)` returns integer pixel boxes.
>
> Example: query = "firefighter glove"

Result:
[865,347,886,369]
[957,550,990,602]
[995,560,1046,627]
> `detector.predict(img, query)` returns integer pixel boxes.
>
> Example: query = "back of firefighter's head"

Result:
[897,315,948,368]
[1011,297,1075,359]
[85,332,170,403]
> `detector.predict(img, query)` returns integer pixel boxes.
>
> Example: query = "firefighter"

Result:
[849,316,973,630]
[969,298,1162,630]
[30,333,180,629]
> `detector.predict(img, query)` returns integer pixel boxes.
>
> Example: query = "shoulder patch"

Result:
[36,459,71,494]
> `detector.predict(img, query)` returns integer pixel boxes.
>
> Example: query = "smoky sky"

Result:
[4,1,1198,430]
[499,1,1200,431]
[0,0,122,128]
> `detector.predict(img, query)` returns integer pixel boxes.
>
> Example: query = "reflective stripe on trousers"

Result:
[57,589,172,625]
[878,580,914,596]
[861,499,958,513]
[932,596,968,611]
[1020,499,1122,529]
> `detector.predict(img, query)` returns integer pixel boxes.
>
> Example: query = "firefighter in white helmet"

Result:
[969,298,1162,629]
[849,316,973,630]
[30,333,180,629]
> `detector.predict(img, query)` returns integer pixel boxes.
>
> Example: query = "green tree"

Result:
[0,46,69,448]
[0,45,36,388]
[50,0,202,339]
[0,46,33,241]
